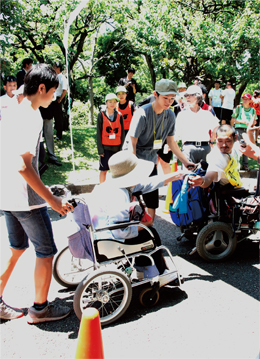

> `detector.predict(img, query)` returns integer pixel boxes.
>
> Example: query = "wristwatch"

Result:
[209,141,214,145]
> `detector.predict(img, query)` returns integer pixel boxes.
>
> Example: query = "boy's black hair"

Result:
[127,67,135,74]
[253,90,260,97]
[4,75,17,85]
[53,61,63,72]
[214,79,221,84]
[22,58,33,68]
[23,64,59,96]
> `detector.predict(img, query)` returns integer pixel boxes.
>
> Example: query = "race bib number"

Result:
[224,157,243,188]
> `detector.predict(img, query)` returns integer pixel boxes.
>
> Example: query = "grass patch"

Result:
[42,125,99,186]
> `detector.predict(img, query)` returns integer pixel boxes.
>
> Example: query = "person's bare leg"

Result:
[34,256,53,304]
[0,248,25,297]
[159,158,171,174]
[146,208,156,226]
[99,170,107,183]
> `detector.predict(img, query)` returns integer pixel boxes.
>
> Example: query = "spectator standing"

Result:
[177,82,187,111]
[198,84,216,116]
[118,68,137,102]
[0,64,73,323]
[231,93,257,170]
[39,104,62,167]
[1,76,18,120]
[129,79,195,223]
[208,80,222,120]
[220,81,236,125]
[175,85,219,164]
[97,93,125,183]
[250,90,260,142]
[53,62,68,140]
[116,85,137,137]
[16,58,33,88]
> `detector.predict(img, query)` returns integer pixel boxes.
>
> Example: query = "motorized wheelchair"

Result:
[52,194,183,326]
[171,163,260,262]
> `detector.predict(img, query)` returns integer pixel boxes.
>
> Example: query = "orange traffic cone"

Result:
[163,156,178,214]
[75,308,104,359]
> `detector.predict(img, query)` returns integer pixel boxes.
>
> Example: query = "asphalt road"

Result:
[0,194,259,359]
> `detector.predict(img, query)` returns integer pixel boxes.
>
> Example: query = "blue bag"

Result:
[169,164,208,227]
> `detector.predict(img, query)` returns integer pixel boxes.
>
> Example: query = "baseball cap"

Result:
[105,93,119,102]
[12,85,24,95]
[116,86,127,94]
[241,93,252,100]
[177,82,187,89]
[185,85,203,96]
[155,79,179,95]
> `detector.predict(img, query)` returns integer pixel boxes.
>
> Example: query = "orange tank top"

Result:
[101,112,122,146]
[117,102,133,130]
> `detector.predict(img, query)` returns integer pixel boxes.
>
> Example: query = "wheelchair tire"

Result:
[53,246,93,289]
[196,222,237,262]
[139,288,160,307]
[73,268,132,326]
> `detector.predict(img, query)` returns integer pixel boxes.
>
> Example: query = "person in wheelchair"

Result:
[188,124,255,219]
[188,124,245,190]
[89,150,184,275]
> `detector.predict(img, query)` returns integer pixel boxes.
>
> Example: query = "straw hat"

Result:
[108,151,154,188]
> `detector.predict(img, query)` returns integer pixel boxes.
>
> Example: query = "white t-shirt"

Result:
[221,88,236,110]
[208,88,222,107]
[0,94,18,121]
[0,98,46,211]
[55,73,68,97]
[206,144,241,185]
[175,108,219,143]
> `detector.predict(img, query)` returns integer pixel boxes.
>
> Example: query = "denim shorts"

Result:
[4,206,57,258]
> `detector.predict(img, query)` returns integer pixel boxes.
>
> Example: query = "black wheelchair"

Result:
[173,164,260,262]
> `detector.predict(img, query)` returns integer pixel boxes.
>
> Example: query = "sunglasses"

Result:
[184,93,196,98]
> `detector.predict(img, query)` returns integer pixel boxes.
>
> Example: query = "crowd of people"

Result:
[0,61,259,326]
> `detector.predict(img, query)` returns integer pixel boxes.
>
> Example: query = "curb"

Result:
[65,169,258,195]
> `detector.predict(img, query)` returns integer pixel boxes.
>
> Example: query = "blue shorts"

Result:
[4,207,57,259]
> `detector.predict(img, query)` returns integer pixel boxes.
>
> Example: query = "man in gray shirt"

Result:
[129,79,195,222]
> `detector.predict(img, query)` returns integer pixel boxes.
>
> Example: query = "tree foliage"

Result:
[1,0,259,106]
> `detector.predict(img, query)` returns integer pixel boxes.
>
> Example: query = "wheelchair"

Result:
[53,197,183,326]
[174,167,260,262]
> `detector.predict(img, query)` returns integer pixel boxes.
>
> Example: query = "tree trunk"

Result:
[144,53,156,89]
[235,82,247,107]
[88,76,94,125]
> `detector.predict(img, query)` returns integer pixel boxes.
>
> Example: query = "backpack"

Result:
[169,163,208,228]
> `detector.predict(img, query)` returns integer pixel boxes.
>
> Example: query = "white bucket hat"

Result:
[108,151,154,188]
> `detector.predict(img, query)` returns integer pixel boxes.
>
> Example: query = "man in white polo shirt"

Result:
[175,85,219,164]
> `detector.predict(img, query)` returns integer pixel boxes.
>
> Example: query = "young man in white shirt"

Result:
[0,76,18,120]
[0,64,73,323]
[220,81,236,125]
[209,80,222,120]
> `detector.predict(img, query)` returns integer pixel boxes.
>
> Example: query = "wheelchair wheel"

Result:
[53,246,93,289]
[139,288,160,307]
[73,268,132,326]
[196,222,237,262]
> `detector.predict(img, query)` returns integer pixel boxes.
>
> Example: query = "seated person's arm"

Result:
[188,171,217,189]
